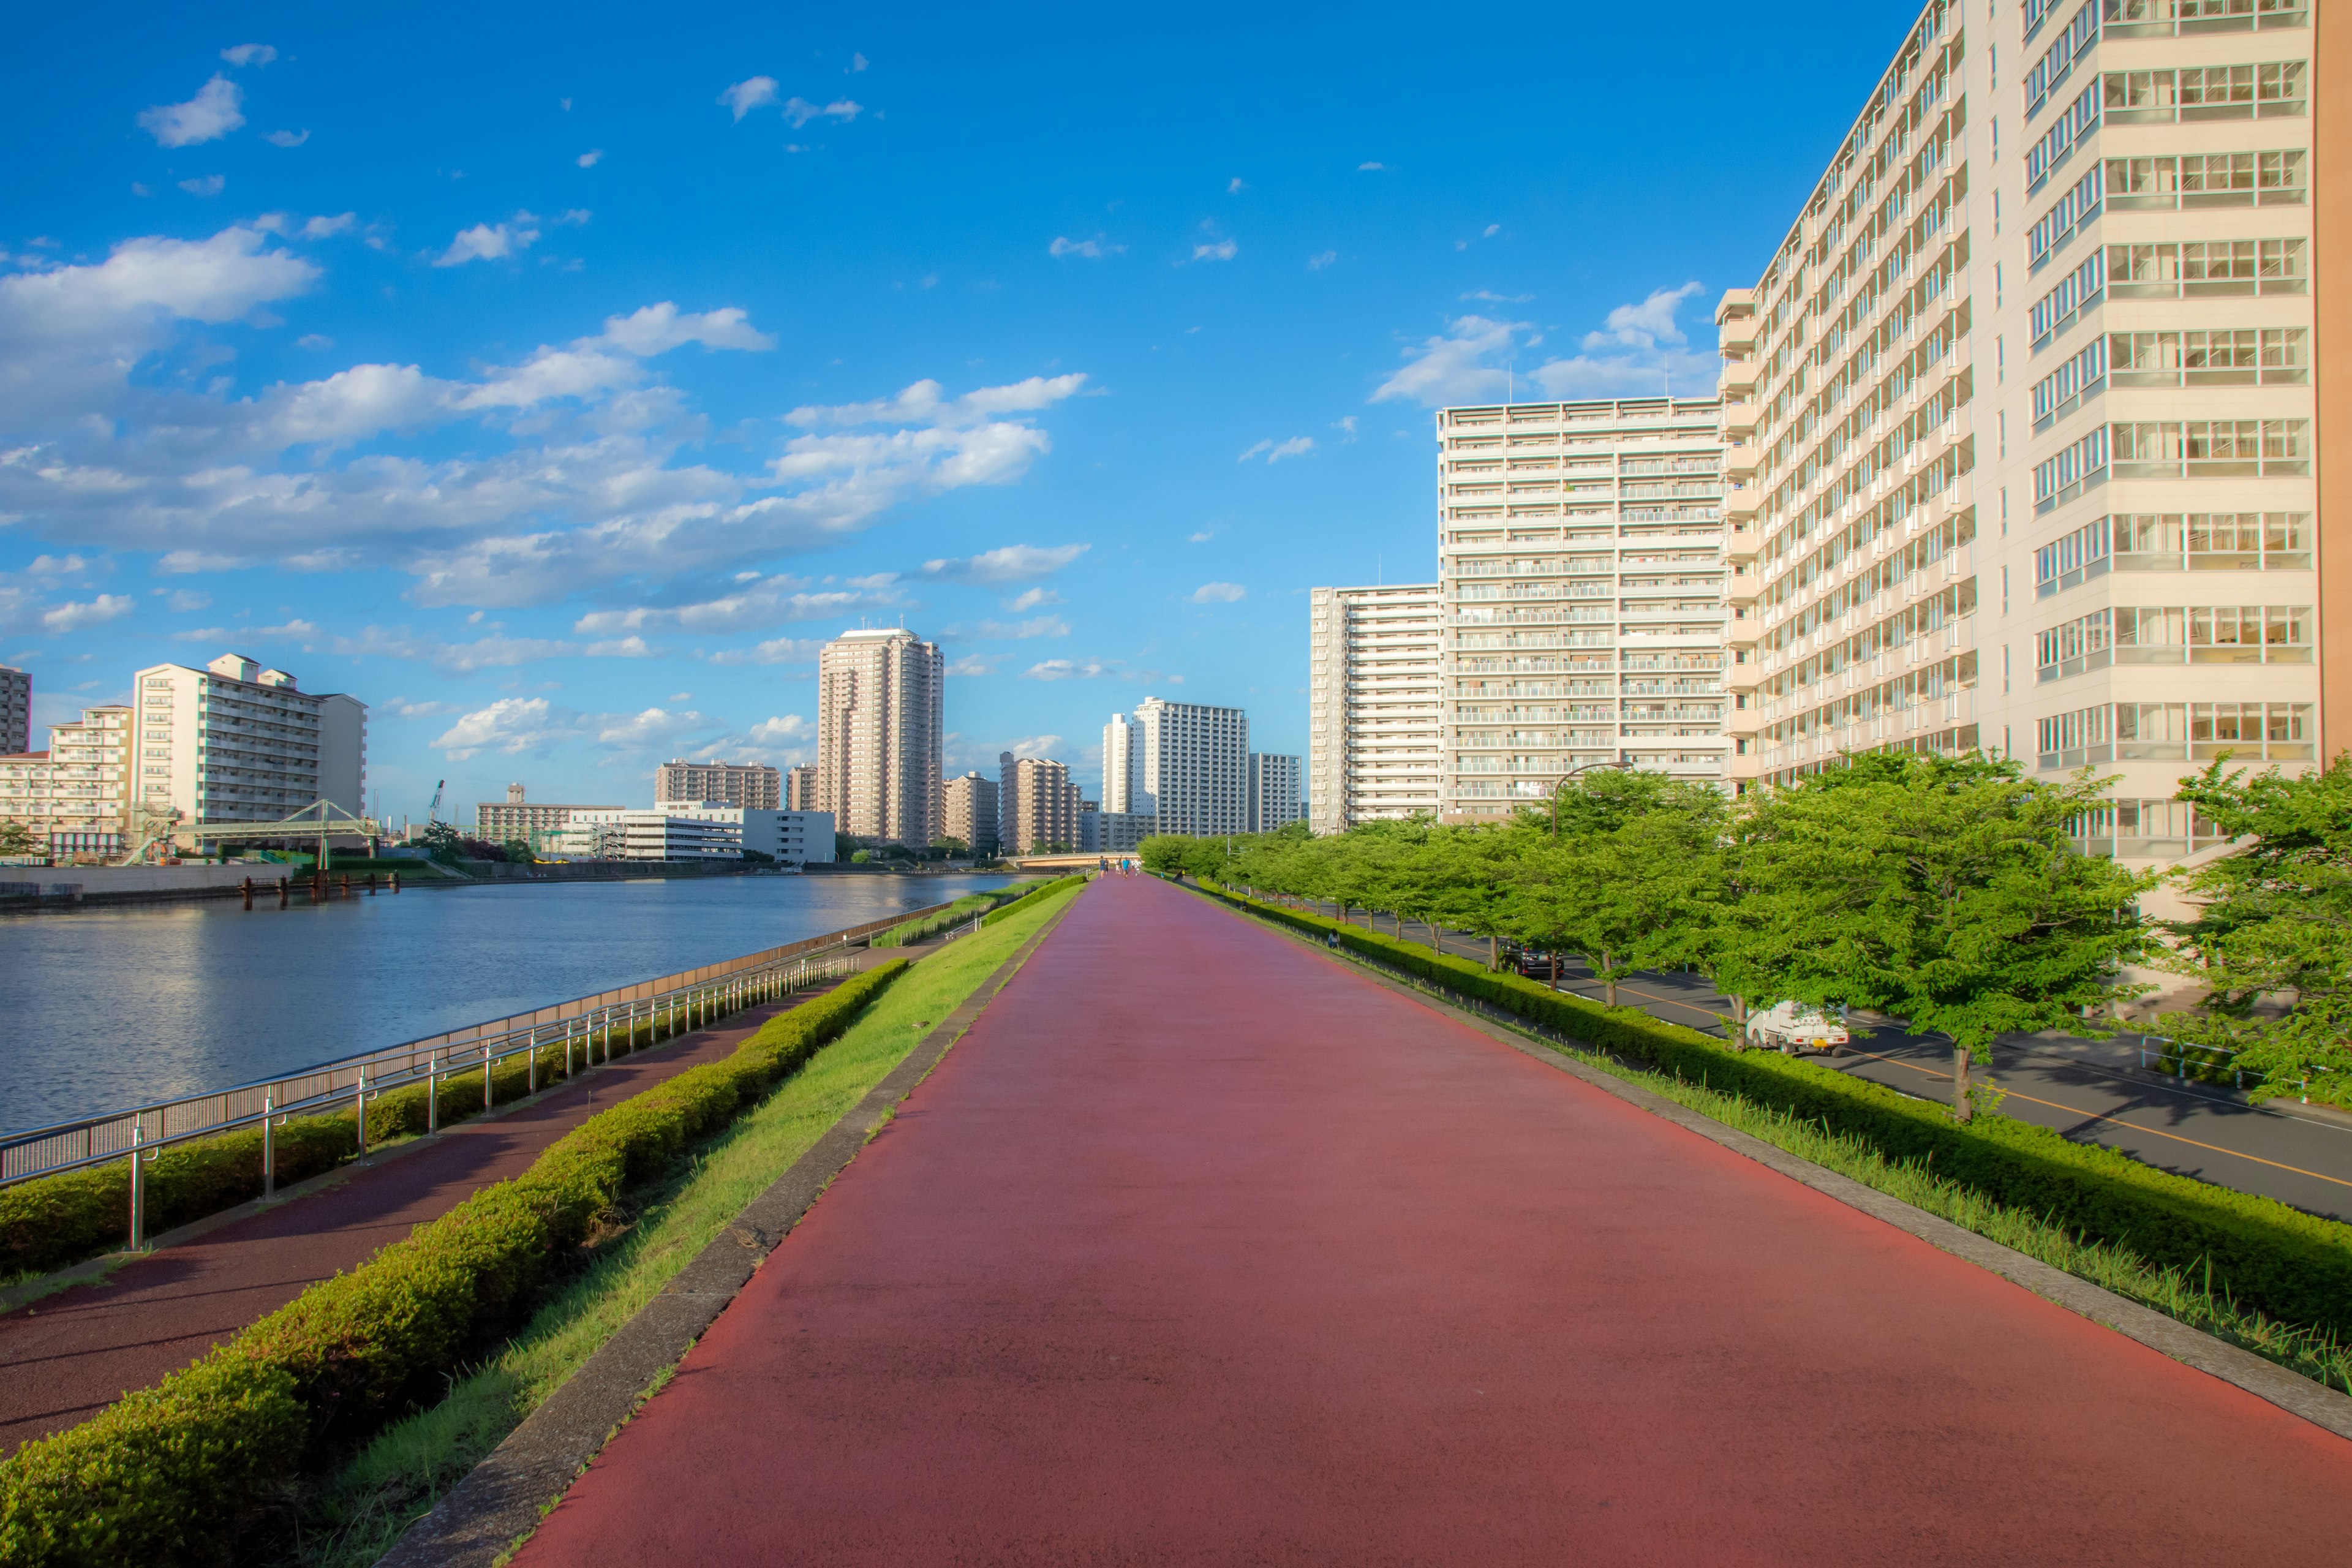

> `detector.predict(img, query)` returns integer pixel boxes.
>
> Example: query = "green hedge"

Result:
[870,892,1004,948]
[982,875,1085,928]
[1199,880,2352,1338]
[0,1003,728,1280]
[0,960,907,1566]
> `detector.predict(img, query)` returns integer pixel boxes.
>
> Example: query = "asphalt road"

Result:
[1308,903,2352,1222]
[513,875,2352,1566]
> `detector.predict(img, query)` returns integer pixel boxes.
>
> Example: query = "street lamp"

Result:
[1550,760,1632,842]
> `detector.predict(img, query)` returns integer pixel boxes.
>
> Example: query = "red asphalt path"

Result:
[0,980,857,1452]
[517,876,2352,1566]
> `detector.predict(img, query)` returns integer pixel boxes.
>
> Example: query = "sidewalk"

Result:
[0,973,867,1451]
[511,874,2352,1566]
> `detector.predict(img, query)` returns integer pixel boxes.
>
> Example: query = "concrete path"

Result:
[513,875,2352,1565]
[0,978,859,1452]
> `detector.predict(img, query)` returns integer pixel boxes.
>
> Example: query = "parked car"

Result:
[1742,1001,1850,1055]
[1513,948,1558,979]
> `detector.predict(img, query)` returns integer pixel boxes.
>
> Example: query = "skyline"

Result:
[0,2,1918,812]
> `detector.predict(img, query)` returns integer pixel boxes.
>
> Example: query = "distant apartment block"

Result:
[552,809,744,863]
[134,654,368,829]
[1081,810,1153,855]
[1307,584,1442,833]
[1435,397,1730,820]
[649,803,837,863]
[1106,696,1250,837]
[0,704,131,858]
[784,763,818,811]
[1247,752,1303,832]
[1000,753,1082,853]
[0,665,28,756]
[942,771,1000,854]
[816,628,944,847]
[656,758,781,810]
[1717,0,2331,884]
[475,782,623,842]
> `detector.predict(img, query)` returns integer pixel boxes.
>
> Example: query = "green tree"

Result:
[2162,755,2352,1101]
[1510,779,1728,1004]
[501,837,536,864]
[0,820,34,856]
[932,835,970,859]
[1724,753,2156,1120]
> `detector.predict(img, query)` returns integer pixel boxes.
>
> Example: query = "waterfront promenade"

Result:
[511,873,2352,1564]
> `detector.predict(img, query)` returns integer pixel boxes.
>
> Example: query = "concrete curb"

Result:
[376,883,1088,1568]
[1202,888,2352,1446]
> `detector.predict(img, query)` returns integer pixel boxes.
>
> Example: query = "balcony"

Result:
[1719,358,1760,395]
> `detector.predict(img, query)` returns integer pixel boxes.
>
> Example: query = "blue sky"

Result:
[1,1,1912,818]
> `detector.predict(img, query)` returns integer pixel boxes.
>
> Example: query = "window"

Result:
[2030,337,2109,429]
[2110,420,2309,477]
[2029,163,2105,270]
[2104,151,2305,209]
[2105,62,2306,123]
[2026,2,2100,120]
[2033,426,2110,513]
[2101,0,2311,40]
[2028,82,2101,193]
[2035,514,2312,595]
[2109,328,2304,386]
[2029,251,2106,347]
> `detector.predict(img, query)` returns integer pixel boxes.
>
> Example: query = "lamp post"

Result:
[1550,760,1632,843]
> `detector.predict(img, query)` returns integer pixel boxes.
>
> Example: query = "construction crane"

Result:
[427,779,445,825]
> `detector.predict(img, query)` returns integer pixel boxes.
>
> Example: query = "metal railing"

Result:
[1,897,967,1218]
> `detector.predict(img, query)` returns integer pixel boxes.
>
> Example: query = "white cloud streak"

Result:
[138,75,244,147]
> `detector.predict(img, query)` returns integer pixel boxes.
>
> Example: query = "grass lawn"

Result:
[282,881,1084,1568]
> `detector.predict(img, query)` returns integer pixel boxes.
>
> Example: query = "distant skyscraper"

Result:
[0,666,28,756]
[998,753,1082,853]
[1247,753,1303,833]
[1308,584,1442,832]
[815,628,944,847]
[1101,711,1139,813]
[1123,696,1249,837]
[942,771,1000,855]
[784,763,818,811]
[656,758,781,810]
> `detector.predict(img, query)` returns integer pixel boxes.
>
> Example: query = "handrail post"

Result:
[128,1119,145,1252]
[484,1040,494,1109]
[355,1065,368,1157]
[529,1027,538,1095]
[262,1092,275,1197]
[426,1052,439,1133]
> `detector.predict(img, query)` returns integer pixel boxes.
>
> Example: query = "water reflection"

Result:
[0,873,1015,1133]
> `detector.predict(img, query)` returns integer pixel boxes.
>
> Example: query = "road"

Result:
[513,874,2352,1566]
[1297,901,2352,1222]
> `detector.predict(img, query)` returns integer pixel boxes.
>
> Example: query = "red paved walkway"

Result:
[517,876,2352,1565]
[0,981,854,1450]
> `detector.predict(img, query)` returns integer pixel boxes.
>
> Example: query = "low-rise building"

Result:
[475,783,624,843]
[551,809,744,862]
[0,704,132,859]
[659,802,837,864]
[1080,810,1154,855]
[656,758,782,810]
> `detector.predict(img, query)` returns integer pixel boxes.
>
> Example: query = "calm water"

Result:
[0,873,1016,1134]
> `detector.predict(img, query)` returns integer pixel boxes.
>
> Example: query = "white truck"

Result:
[1741,1001,1851,1055]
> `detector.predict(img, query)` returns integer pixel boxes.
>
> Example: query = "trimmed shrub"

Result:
[1199,880,2352,1338]
[0,961,907,1566]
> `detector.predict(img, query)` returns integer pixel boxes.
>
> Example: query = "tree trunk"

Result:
[1489,933,1498,971]
[1953,1047,1974,1123]
[1550,951,1559,987]
[1395,910,1404,939]
[1602,952,1618,1008]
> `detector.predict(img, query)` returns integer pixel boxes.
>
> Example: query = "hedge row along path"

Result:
[0,961,891,1452]
[511,873,2352,1566]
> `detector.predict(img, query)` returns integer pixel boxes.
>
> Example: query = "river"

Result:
[0,872,1019,1134]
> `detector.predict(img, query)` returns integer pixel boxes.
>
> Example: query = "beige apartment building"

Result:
[998,753,1082,853]
[784,763,818,811]
[475,783,623,844]
[655,758,781,810]
[1716,0,2338,888]
[943,770,1000,854]
[0,705,131,858]
[1433,398,1732,821]
[134,654,368,829]
[1306,583,1443,832]
[815,628,944,848]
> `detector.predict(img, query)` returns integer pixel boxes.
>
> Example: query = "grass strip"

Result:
[1221,888,2352,1398]
[281,882,1084,1568]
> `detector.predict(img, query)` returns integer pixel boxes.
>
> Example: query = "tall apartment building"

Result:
[1107,697,1250,836]
[1434,398,1732,821]
[475,783,622,843]
[133,654,368,827]
[1717,0,2334,885]
[998,753,1082,853]
[656,758,781,810]
[815,628,944,848]
[942,770,1000,854]
[1247,752,1303,832]
[784,763,818,811]
[0,705,130,857]
[0,666,28,756]
[1306,584,1443,833]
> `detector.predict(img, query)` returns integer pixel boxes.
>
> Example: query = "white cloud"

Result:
[1049,235,1121,259]
[998,734,1063,758]
[943,654,998,676]
[1236,435,1313,464]
[555,208,592,226]
[1187,529,1212,543]
[435,215,540,266]
[178,175,226,198]
[719,77,780,119]
[850,53,869,72]
[1369,314,1525,407]
[26,553,94,577]
[1227,177,1246,194]
[167,589,211,612]
[1357,161,1386,171]
[573,574,888,635]
[709,636,824,666]
[1020,658,1155,683]
[1461,288,1532,303]
[597,706,710,749]
[578,149,605,168]
[1332,415,1359,442]
[294,333,331,349]
[1189,582,1246,603]
[788,372,1086,430]
[382,698,453,719]
[1190,238,1238,262]
[263,129,309,148]
[584,635,656,657]
[598,301,774,355]
[328,625,576,672]
[957,615,1068,640]
[1580,281,1705,352]
[138,75,245,148]
[41,594,135,631]
[1003,586,1061,611]
[783,96,861,127]
[1307,250,1336,270]
[221,43,277,67]
[300,213,355,239]
[1483,223,1501,238]
[434,696,582,758]
[747,714,810,744]
[921,541,1088,584]
[1529,284,1718,400]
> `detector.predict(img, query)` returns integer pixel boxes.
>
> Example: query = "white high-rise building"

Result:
[133,654,368,829]
[1717,0,2329,882]
[1117,696,1250,836]
[815,628,945,848]
[1246,753,1303,832]
[1101,712,1140,813]
[1306,583,1443,834]
[1434,398,1732,822]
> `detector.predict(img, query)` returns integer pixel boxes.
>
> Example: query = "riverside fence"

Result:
[0,896,967,1198]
